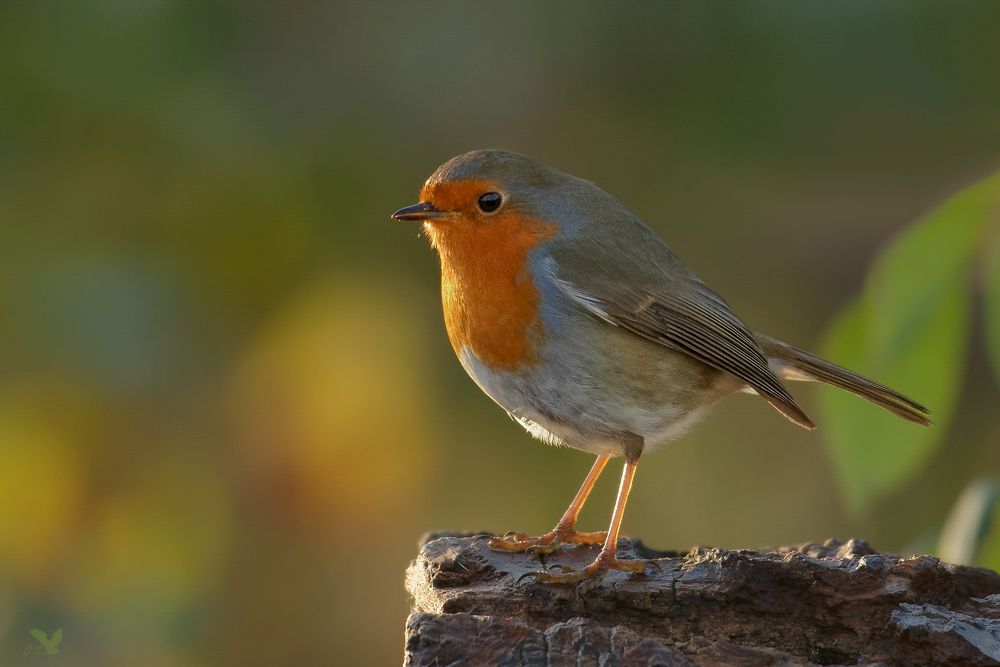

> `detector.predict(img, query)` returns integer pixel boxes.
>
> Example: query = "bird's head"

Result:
[391,150,581,255]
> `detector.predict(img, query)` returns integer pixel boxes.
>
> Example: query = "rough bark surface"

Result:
[404,533,1000,666]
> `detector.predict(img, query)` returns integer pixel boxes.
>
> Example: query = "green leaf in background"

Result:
[986,227,1000,385]
[819,172,1000,515]
[939,477,1000,565]
[978,496,1000,574]
[820,294,968,514]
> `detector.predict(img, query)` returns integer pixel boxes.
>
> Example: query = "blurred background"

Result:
[2,1,1000,665]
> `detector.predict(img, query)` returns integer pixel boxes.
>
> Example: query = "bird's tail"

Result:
[755,332,931,426]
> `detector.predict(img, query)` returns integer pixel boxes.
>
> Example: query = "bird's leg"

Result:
[534,456,646,583]
[488,454,610,556]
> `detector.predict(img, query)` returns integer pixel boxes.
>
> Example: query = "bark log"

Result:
[404,532,1000,666]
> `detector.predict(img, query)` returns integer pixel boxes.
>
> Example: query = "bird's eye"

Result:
[477,192,503,213]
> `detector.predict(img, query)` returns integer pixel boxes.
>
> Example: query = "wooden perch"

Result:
[404,533,1000,666]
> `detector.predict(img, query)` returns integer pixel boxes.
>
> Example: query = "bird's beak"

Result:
[391,202,453,222]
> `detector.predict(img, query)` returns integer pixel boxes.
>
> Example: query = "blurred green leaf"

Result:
[820,295,967,514]
[820,172,1000,515]
[939,478,1000,565]
[986,228,1000,385]
[979,502,1000,574]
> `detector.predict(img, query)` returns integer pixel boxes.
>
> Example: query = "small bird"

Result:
[392,150,930,584]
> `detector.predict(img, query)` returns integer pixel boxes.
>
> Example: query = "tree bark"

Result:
[404,532,1000,666]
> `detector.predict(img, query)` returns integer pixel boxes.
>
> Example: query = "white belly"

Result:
[456,347,710,457]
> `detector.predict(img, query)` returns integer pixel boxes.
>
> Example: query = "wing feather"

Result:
[544,258,814,429]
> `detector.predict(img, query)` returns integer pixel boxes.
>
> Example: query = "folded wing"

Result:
[545,235,815,430]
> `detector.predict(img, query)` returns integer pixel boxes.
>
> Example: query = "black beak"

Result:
[391,202,451,222]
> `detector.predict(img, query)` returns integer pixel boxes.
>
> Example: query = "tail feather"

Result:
[755,333,931,427]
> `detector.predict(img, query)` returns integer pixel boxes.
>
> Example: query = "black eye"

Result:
[477,192,502,213]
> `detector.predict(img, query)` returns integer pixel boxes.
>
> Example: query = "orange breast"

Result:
[423,186,556,371]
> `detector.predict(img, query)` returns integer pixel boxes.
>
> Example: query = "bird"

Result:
[391,150,930,584]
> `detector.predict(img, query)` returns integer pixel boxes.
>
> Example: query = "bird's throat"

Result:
[428,214,556,371]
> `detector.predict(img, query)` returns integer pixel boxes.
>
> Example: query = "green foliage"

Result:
[939,478,1000,566]
[819,172,1000,515]
[978,502,1000,573]
[987,230,1000,383]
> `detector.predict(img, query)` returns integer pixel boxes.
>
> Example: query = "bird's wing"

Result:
[544,238,814,430]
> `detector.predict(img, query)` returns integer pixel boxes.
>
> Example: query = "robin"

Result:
[391,150,930,584]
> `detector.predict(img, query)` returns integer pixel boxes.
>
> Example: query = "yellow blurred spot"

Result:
[68,451,231,617]
[228,276,434,526]
[0,388,86,588]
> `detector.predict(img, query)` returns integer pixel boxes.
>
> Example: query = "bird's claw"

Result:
[545,563,574,573]
[487,529,607,554]
[524,539,563,559]
[513,562,576,586]
[531,555,648,585]
[515,570,539,586]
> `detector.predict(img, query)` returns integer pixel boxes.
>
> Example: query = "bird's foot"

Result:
[532,551,648,585]
[487,528,607,557]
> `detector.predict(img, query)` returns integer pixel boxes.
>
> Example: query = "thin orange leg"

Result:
[535,457,647,583]
[488,455,611,555]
